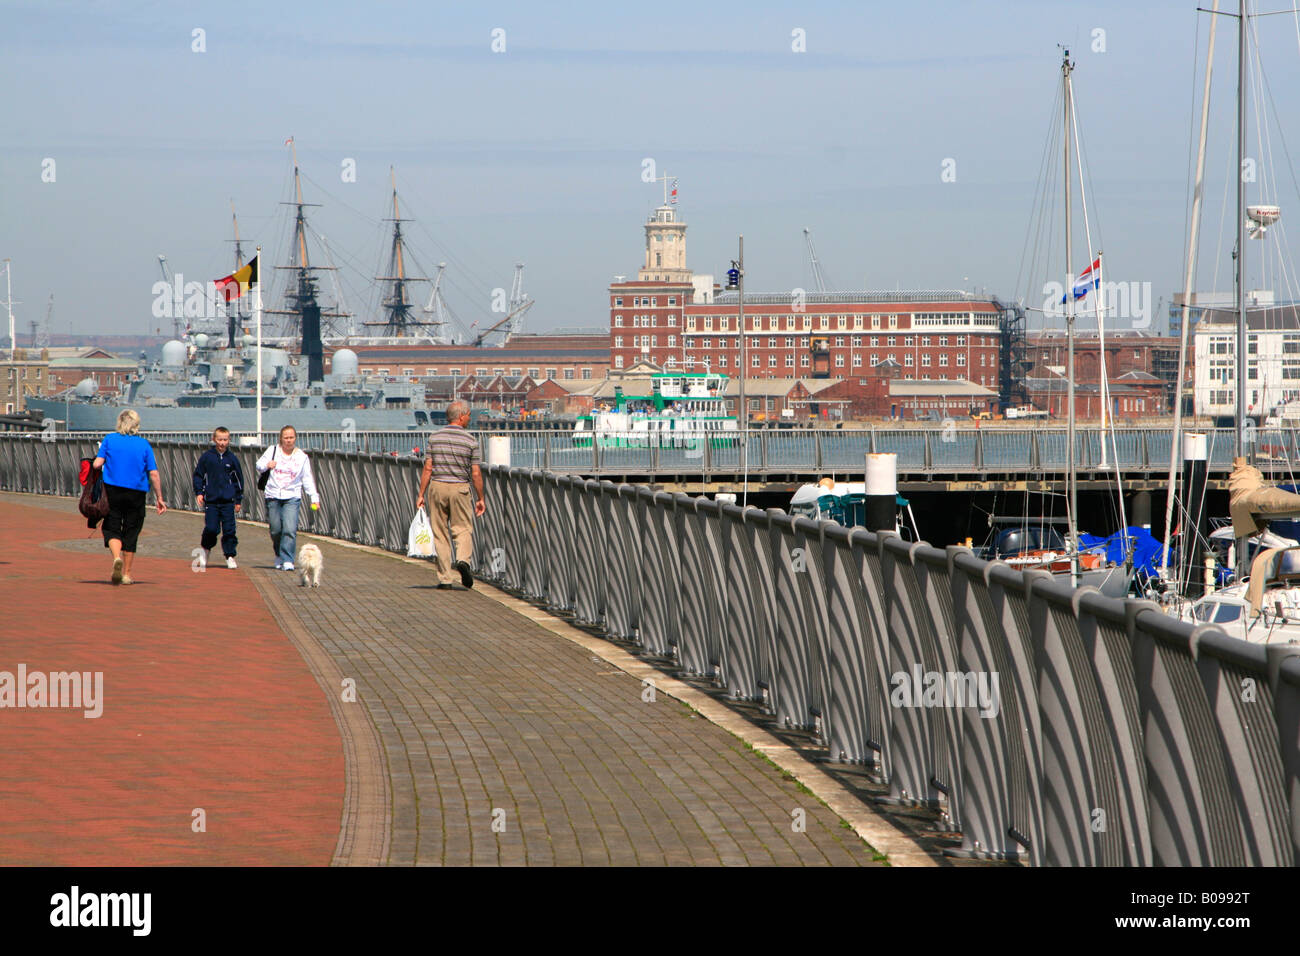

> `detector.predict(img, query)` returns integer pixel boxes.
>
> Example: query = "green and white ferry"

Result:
[572,372,739,449]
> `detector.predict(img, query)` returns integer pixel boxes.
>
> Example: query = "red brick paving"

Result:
[0,497,343,865]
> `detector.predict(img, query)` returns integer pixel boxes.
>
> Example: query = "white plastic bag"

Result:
[407,509,435,558]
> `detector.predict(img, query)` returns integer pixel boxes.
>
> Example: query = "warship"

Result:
[31,146,440,434]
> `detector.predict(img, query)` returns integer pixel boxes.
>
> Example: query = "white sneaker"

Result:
[274,561,283,570]
[226,556,238,569]
[283,562,295,571]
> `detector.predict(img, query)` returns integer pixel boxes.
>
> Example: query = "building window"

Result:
[835,355,845,367]
[451,368,461,377]
[853,315,864,330]
[426,368,437,376]
[564,369,574,379]
[668,335,677,347]
[614,315,623,327]
[957,335,967,346]
[852,335,862,347]
[921,336,930,347]
[668,315,677,326]
[582,368,591,379]
[651,336,658,347]
[939,335,948,347]
[853,355,863,367]
[686,317,697,331]
[871,315,881,329]
[615,297,623,307]
[889,315,898,329]
[819,316,830,330]
[510,368,521,377]
[922,355,931,367]
[768,355,777,367]
[752,354,760,367]
[615,356,625,369]
[614,336,623,347]
[905,354,914,367]
[939,355,949,366]
[837,315,847,330]
[668,296,676,305]
[547,368,557,379]
[836,337,845,347]
[720,356,728,367]
[801,355,810,367]
[957,354,966,366]
[768,337,777,348]
[786,355,795,367]
[651,297,657,307]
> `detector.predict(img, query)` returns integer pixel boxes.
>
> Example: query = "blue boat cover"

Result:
[1078,526,1165,586]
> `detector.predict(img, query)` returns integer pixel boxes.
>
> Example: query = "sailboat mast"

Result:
[1235,0,1248,460]
[1161,1,1220,577]
[1063,49,1079,578]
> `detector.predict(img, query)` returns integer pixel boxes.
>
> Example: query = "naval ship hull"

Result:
[25,397,433,435]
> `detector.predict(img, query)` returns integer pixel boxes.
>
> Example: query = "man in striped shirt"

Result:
[416,401,486,589]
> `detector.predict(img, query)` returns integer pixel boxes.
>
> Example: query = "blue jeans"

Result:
[266,497,301,566]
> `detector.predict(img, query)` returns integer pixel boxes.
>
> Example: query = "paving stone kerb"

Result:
[3,492,886,866]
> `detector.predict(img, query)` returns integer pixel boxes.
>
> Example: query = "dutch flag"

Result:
[1060,256,1101,303]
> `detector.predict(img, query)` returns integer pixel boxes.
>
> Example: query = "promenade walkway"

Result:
[0,492,918,866]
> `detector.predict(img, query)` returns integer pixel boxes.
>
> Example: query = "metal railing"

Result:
[3,434,1299,865]
[36,425,1287,476]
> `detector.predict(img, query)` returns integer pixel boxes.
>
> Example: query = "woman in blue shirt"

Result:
[92,409,167,585]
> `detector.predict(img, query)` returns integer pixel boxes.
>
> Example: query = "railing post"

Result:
[924,429,933,470]
[814,429,823,471]
[870,426,877,453]
[544,430,552,472]
[975,428,984,471]
[1031,429,1040,471]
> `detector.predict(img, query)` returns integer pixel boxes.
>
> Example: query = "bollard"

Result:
[486,436,511,468]
[865,452,897,534]
[1182,433,1208,598]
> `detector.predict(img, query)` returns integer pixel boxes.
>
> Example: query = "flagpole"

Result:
[255,244,263,441]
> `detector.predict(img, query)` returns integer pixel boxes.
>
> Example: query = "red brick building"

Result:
[608,204,1004,389]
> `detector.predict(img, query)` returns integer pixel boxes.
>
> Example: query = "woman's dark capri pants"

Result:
[102,483,147,553]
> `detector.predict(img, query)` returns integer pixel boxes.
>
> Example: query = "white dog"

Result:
[298,544,323,588]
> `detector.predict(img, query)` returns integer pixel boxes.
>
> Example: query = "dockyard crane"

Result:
[507,263,531,337]
[803,227,831,293]
[471,298,534,348]
[158,255,182,339]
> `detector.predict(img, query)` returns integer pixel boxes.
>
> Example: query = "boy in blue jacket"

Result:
[193,426,245,569]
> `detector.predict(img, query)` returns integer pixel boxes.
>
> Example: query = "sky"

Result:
[4,0,1300,341]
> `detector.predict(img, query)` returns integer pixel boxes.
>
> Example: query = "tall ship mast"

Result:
[364,168,441,339]
[267,140,351,343]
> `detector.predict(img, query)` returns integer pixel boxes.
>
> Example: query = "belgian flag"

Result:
[213,254,259,302]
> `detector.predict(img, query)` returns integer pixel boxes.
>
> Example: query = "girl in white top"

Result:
[256,425,320,570]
